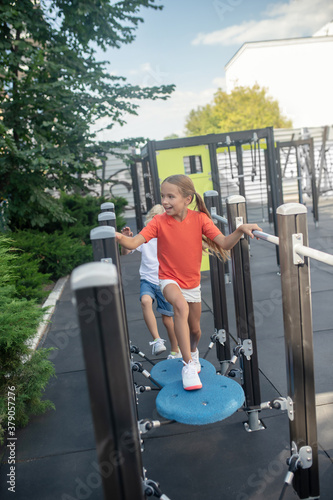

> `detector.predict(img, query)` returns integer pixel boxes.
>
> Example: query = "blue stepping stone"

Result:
[150,358,216,387]
[156,374,245,425]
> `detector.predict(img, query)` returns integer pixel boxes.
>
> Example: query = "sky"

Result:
[93,0,333,143]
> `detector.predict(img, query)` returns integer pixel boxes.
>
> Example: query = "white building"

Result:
[225,21,333,128]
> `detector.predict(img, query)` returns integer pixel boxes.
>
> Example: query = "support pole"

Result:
[90,226,121,275]
[264,149,274,224]
[71,262,144,500]
[142,157,153,212]
[100,202,114,213]
[204,191,231,369]
[308,137,319,225]
[296,146,303,205]
[98,211,116,229]
[130,161,144,232]
[90,226,129,350]
[226,196,262,419]
[267,127,282,267]
[317,126,329,204]
[277,203,319,500]
[235,143,245,199]
[208,143,223,205]
[147,140,161,205]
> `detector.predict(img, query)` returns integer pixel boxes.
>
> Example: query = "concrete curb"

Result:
[30,275,69,351]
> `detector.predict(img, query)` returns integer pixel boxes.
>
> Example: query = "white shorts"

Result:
[159,279,201,303]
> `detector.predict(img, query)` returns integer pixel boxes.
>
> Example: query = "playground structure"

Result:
[130,126,333,234]
[70,192,333,500]
[138,128,282,234]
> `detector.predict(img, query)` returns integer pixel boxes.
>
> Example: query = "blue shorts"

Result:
[140,279,174,317]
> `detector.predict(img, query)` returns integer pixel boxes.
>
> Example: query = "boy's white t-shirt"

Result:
[136,238,159,286]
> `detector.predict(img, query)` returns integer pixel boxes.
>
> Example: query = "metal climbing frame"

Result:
[139,127,281,266]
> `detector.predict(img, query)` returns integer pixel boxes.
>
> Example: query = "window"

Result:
[183,155,203,175]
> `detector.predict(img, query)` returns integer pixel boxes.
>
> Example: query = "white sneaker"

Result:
[167,351,182,359]
[149,338,167,356]
[191,348,201,373]
[182,360,202,391]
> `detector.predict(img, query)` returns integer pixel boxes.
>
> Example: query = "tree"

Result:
[0,0,174,229]
[163,133,180,140]
[184,84,292,137]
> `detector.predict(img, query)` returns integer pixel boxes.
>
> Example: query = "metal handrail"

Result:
[252,230,279,246]
[252,230,333,266]
[211,208,333,267]
[294,244,333,267]
[210,211,228,225]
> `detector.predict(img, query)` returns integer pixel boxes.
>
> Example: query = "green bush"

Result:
[12,251,52,302]
[7,193,128,282]
[0,193,130,443]
[10,230,93,281]
[0,238,55,443]
[0,236,52,303]
[43,193,127,241]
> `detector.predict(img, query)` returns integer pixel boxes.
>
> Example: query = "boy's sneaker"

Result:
[182,360,202,390]
[150,338,167,356]
[191,348,201,373]
[167,350,182,359]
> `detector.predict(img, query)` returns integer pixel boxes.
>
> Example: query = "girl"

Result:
[120,205,180,358]
[116,174,262,391]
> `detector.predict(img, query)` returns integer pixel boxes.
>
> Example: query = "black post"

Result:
[266,127,282,266]
[235,143,245,198]
[264,148,274,224]
[100,202,115,213]
[90,226,121,272]
[142,157,153,212]
[226,195,262,430]
[295,146,303,205]
[130,161,144,232]
[147,140,161,205]
[208,143,222,203]
[277,203,319,500]
[98,211,116,229]
[204,191,231,370]
[308,137,319,225]
[71,262,144,500]
[90,226,129,350]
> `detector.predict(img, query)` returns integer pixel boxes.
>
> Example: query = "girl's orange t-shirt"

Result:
[140,210,221,289]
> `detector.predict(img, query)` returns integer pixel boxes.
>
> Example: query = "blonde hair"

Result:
[145,204,165,225]
[161,174,229,262]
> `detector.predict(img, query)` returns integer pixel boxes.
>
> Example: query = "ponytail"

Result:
[193,192,210,218]
[193,192,229,261]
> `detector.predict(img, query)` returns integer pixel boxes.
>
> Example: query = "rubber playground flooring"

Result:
[0,203,332,500]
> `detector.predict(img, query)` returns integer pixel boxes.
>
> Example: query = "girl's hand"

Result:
[239,223,262,239]
[121,226,133,237]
